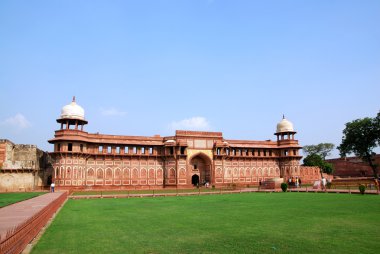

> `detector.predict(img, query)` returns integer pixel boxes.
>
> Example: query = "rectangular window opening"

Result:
[68,143,73,152]
[116,147,120,154]
[99,145,103,153]
[107,146,112,153]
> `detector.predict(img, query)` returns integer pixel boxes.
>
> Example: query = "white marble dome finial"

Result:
[60,97,85,120]
[276,116,294,133]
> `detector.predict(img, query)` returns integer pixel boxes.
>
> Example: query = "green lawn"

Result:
[0,192,46,208]
[32,193,380,254]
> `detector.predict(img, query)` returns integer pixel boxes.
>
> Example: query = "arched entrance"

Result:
[191,174,199,186]
[47,175,52,185]
[189,153,212,186]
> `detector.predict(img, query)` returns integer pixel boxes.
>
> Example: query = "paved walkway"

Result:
[0,192,66,240]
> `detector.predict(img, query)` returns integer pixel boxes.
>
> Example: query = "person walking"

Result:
[50,182,55,193]
[321,177,326,191]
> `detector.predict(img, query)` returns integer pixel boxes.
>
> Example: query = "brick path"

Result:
[0,192,64,240]
[0,192,67,254]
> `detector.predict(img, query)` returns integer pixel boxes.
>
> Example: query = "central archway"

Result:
[189,153,212,185]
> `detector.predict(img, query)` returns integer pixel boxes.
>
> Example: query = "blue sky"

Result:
[1,0,379,158]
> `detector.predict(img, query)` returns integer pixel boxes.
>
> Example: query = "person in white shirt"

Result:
[321,177,327,191]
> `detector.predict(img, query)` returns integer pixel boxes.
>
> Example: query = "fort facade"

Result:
[48,98,321,189]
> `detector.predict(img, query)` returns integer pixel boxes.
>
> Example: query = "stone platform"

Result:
[0,192,67,254]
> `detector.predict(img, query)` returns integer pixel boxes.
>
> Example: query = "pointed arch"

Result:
[115,168,121,179]
[141,168,147,178]
[188,152,212,164]
[87,168,95,178]
[97,168,104,179]
[106,168,113,179]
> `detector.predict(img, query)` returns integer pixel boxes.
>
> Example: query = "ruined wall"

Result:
[0,140,13,169]
[0,140,52,192]
[2,144,39,170]
[0,172,36,192]
[0,142,6,167]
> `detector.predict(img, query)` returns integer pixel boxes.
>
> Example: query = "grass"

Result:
[0,192,46,208]
[32,193,380,254]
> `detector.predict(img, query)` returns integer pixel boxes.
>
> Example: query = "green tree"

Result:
[303,154,334,174]
[303,143,335,160]
[338,114,380,178]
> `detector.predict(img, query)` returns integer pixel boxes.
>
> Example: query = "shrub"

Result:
[281,183,288,192]
[212,185,215,189]
[359,184,366,195]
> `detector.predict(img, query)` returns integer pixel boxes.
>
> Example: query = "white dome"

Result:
[276,117,294,133]
[60,97,85,120]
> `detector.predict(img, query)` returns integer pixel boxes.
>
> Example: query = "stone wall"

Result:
[327,155,380,178]
[0,172,36,192]
[53,153,308,189]
[0,139,52,192]
[298,166,323,184]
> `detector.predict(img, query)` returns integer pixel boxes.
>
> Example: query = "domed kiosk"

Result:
[275,115,296,141]
[57,96,88,131]
[60,97,85,120]
[276,117,294,133]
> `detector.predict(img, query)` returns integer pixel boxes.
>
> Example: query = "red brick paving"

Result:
[0,192,66,240]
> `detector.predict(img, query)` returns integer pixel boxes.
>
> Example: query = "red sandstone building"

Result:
[48,98,321,189]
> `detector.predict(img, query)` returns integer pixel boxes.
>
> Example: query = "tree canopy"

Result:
[338,113,380,178]
[303,154,334,174]
[303,143,335,160]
